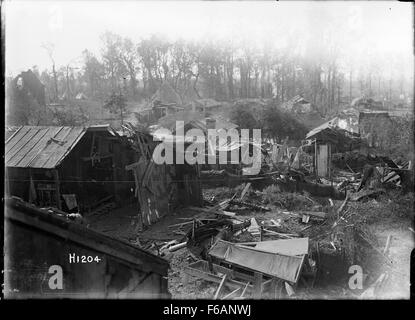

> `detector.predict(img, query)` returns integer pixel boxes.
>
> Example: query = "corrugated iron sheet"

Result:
[237,238,309,256]
[209,240,305,283]
[5,126,87,169]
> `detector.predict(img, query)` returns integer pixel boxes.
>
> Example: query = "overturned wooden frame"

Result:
[184,260,279,299]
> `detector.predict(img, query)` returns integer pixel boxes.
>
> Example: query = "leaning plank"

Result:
[253,272,263,299]
[262,228,297,238]
[214,274,228,300]
[383,235,392,256]
[336,193,349,217]
[239,183,251,201]
[221,287,241,300]
[240,282,250,298]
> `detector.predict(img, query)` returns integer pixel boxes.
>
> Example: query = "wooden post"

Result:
[271,278,281,299]
[240,282,250,298]
[53,169,61,210]
[28,168,34,203]
[5,168,10,197]
[253,272,263,299]
[314,139,318,181]
[328,143,332,182]
[111,154,117,204]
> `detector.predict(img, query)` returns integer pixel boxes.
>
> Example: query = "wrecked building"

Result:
[151,82,184,120]
[4,197,169,299]
[123,124,203,228]
[305,118,361,178]
[281,95,314,114]
[358,111,393,149]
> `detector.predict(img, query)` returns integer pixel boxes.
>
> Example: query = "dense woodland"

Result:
[6,28,413,131]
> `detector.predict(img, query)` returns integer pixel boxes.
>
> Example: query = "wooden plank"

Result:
[214,274,228,300]
[383,235,392,256]
[17,127,62,168]
[221,287,241,300]
[239,182,251,201]
[5,126,25,145]
[125,161,140,171]
[6,127,39,159]
[6,128,49,166]
[6,204,169,275]
[42,127,86,168]
[54,170,61,210]
[169,242,187,252]
[253,272,263,299]
[34,127,72,168]
[240,282,250,298]
[262,228,296,238]
[316,144,329,177]
[271,278,280,299]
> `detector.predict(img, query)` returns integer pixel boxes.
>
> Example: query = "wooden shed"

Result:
[5,125,137,214]
[306,118,361,178]
[4,197,169,298]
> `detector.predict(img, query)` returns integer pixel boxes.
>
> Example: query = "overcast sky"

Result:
[4,1,414,79]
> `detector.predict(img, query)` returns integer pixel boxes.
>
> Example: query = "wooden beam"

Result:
[221,287,241,300]
[214,274,228,300]
[240,282,250,298]
[271,278,281,299]
[53,169,61,210]
[239,182,251,201]
[253,272,263,299]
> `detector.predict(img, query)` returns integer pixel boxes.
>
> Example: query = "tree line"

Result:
[8,30,412,125]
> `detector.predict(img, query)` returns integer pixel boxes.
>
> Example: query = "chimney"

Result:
[206,117,216,130]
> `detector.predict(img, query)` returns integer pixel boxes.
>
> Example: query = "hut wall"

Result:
[4,200,169,299]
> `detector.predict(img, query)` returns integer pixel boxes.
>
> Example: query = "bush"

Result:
[262,104,308,141]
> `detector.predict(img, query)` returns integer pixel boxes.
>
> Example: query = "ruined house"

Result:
[151,82,184,119]
[136,82,184,125]
[305,118,361,178]
[281,95,314,114]
[124,125,203,228]
[5,125,136,213]
[358,111,393,149]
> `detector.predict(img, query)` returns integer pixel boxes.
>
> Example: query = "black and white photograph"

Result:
[2,0,414,303]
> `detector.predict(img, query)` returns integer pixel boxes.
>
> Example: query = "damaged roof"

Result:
[305,118,362,151]
[209,239,305,283]
[5,125,117,169]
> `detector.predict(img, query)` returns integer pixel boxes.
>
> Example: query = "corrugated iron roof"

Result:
[6,126,87,169]
[209,239,305,283]
[305,117,338,140]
